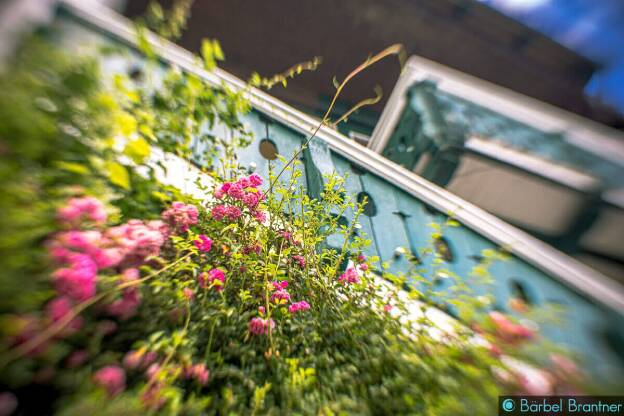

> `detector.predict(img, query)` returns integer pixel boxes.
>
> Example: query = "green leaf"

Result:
[105,161,130,190]
[123,137,151,164]
[53,161,90,175]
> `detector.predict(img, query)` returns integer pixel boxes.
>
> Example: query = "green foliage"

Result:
[0,13,594,416]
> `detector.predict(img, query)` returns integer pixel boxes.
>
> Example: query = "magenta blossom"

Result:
[248,173,263,187]
[199,268,226,292]
[359,263,368,271]
[357,254,366,263]
[292,255,306,269]
[161,202,198,232]
[253,210,267,224]
[271,288,291,304]
[57,196,107,227]
[183,287,194,300]
[271,280,288,290]
[226,183,245,200]
[214,182,232,199]
[249,317,275,335]
[242,192,260,209]
[338,267,360,284]
[193,234,212,252]
[93,365,126,396]
[185,363,209,385]
[46,296,83,333]
[288,301,310,314]
[53,253,97,301]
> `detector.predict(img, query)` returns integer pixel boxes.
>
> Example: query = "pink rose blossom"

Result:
[359,263,368,271]
[53,253,97,301]
[211,204,227,220]
[288,301,310,314]
[271,288,291,304]
[271,280,288,290]
[226,183,245,200]
[93,365,125,396]
[248,173,263,187]
[186,363,209,385]
[242,192,260,209]
[253,210,267,224]
[183,287,194,300]
[357,254,366,263]
[249,317,275,335]
[46,296,83,333]
[199,268,226,292]
[237,177,251,188]
[383,304,393,313]
[292,255,306,269]
[161,202,198,232]
[338,267,360,284]
[57,197,107,227]
[225,205,242,220]
[193,234,212,252]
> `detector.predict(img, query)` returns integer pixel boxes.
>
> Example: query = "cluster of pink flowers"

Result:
[161,201,198,232]
[45,296,83,334]
[288,301,310,314]
[183,363,209,385]
[106,268,141,320]
[291,255,305,269]
[93,365,126,397]
[356,254,368,271]
[193,234,212,252]
[57,196,107,227]
[212,175,267,224]
[211,204,242,221]
[199,268,226,292]
[271,288,291,304]
[248,317,275,336]
[338,267,360,284]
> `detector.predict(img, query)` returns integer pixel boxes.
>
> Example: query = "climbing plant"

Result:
[0,4,592,416]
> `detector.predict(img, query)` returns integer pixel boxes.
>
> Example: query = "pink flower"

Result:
[225,205,242,220]
[357,254,366,263]
[288,301,310,314]
[489,312,535,343]
[199,268,225,292]
[186,363,209,385]
[211,204,227,220]
[271,288,291,304]
[242,192,260,209]
[183,287,194,300]
[107,288,141,320]
[253,210,267,224]
[248,173,263,187]
[66,349,89,368]
[271,280,288,290]
[338,267,360,284]
[193,234,212,252]
[237,177,251,189]
[57,197,107,227]
[214,182,232,199]
[292,255,306,269]
[359,263,368,271]
[249,317,275,335]
[383,304,393,313]
[145,363,161,380]
[93,365,126,396]
[258,306,266,314]
[46,296,83,333]
[161,202,198,232]
[515,367,554,395]
[53,253,97,301]
[226,183,245,200]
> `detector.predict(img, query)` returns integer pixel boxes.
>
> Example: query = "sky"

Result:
[478,0,624,114]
